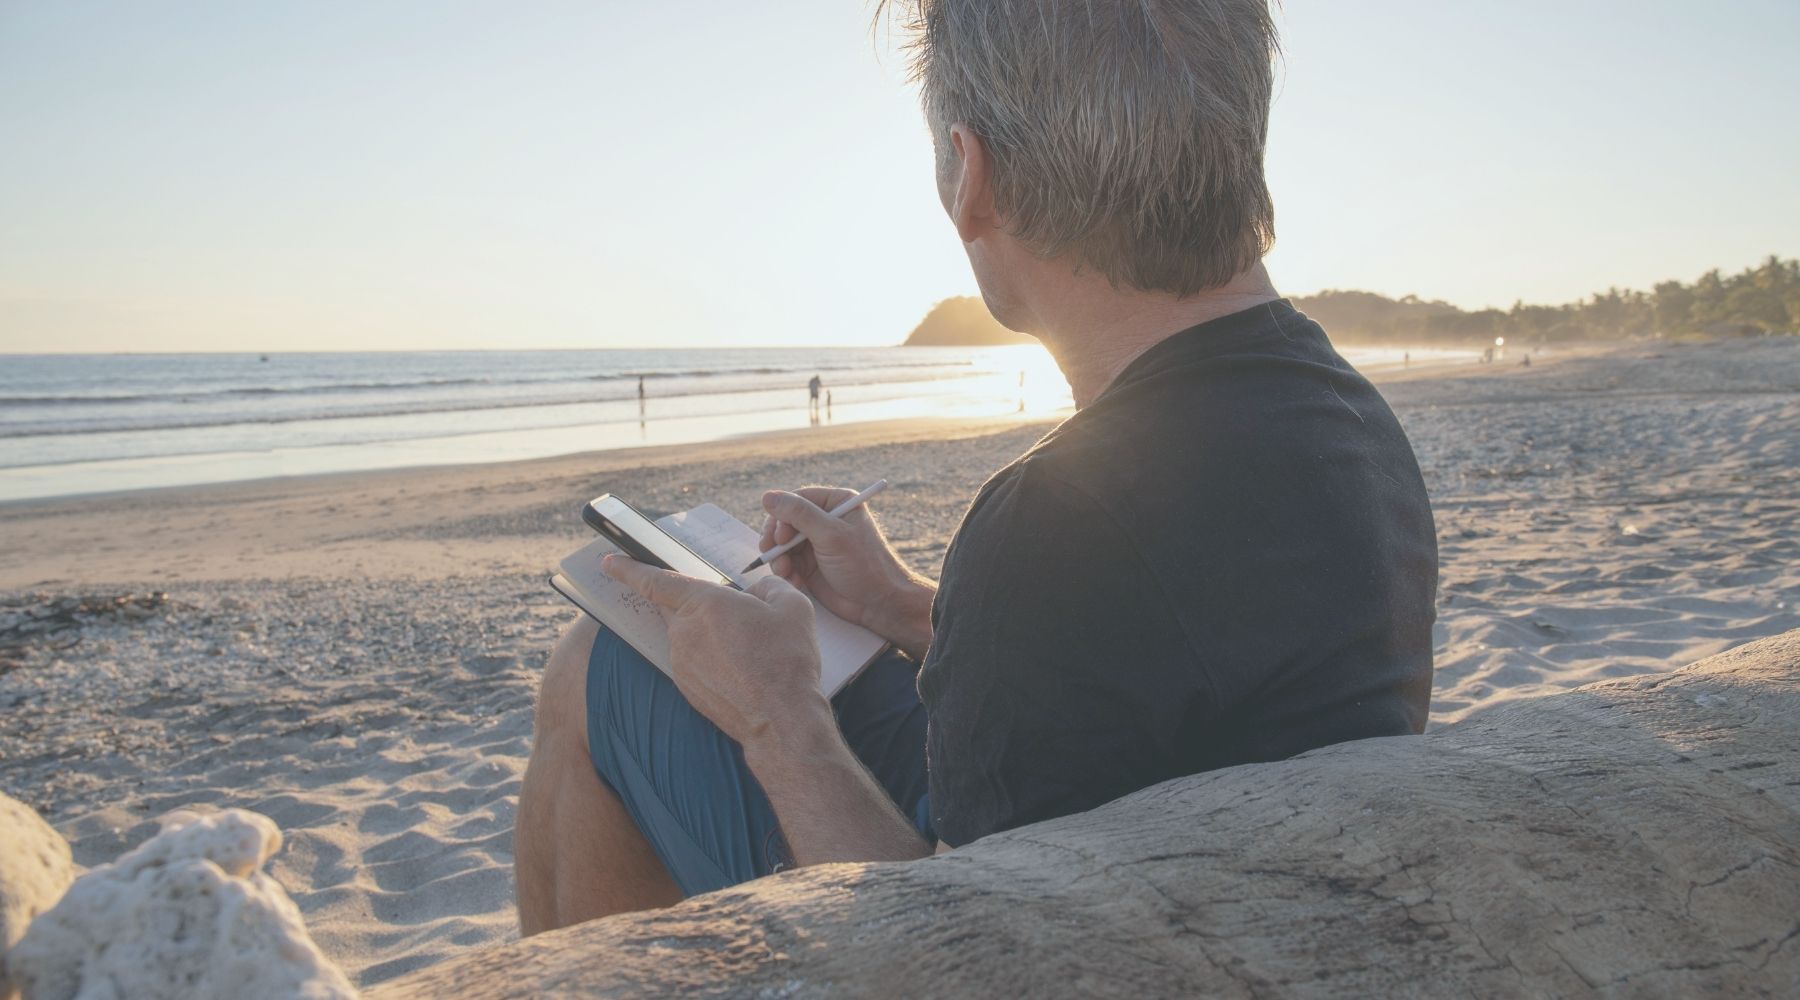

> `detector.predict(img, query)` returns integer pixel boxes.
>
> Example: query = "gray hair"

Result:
[882,0,1279,296]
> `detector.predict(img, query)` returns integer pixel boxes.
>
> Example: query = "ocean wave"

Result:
[0,359,979,409]
[0,369,996,440]
[0,377,490,407]
[596,360,972,381]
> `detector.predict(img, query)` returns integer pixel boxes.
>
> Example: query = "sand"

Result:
[1,337,1796,989]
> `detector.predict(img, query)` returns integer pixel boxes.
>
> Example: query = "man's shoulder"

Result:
[954,454,1083,541]
[1037,309,1401,466]
[938,451,1132,602]
[949,303,1416,557]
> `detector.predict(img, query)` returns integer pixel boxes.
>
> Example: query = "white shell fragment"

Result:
[10,809,355,1000]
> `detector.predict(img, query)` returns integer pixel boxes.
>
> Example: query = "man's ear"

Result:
[944,123,996,245]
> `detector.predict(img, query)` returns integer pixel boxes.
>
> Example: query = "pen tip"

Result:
[741,558,762,574]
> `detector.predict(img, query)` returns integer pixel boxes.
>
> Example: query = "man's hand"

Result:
[603,551,930,866]
[601,553,824,746]
[760,488,937,658]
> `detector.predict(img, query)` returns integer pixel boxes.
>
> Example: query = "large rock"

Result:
[375,629,1800,998]
[10,809,355,1000]
[0,795,75,1000]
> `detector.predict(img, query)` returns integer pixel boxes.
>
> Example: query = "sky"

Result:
[1,0,1796,353]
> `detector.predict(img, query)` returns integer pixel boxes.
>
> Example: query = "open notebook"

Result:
[550,503,890,697]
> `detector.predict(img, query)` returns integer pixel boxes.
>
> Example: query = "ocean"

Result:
[0,346,1073,501]
[0,343,1471,502]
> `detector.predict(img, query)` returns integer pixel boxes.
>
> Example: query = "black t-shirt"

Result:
[917,300,1437,847]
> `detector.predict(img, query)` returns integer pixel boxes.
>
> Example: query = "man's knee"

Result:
[537,616,600,747]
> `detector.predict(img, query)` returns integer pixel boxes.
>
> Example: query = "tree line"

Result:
[1293,255,1799,345]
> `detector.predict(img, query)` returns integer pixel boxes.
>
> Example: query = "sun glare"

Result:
[970,343,1074,414]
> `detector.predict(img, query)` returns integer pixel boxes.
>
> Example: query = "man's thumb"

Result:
[748,574,814,618]
[762,491,839,537]
[602,553,689,611]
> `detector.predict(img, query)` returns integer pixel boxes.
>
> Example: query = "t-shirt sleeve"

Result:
[918,464,1209,846]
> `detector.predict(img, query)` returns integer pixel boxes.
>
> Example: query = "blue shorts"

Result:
[585,627,931,897]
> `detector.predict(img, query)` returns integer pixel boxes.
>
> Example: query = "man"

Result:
[515,0,1435,930]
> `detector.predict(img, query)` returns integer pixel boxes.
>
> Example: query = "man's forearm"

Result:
[872,574,936,661]
[743,697,930,866]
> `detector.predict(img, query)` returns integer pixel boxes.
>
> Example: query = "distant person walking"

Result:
[637,375,646,416]
[808,374,823,418]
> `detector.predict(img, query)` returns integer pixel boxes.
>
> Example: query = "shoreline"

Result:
[0,410,1056,514]
[0,410,1064,589]
[0,349,1524,590]
[0,342,1495,506]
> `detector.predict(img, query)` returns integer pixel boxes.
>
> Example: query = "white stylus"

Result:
[742,479,890,573]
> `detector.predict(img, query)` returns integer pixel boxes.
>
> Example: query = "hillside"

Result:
[903,256,1796,347]
[901,297,1038,347]
[1293,254,1797,345]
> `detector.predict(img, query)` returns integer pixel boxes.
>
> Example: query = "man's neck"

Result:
[1032,264,1279,407]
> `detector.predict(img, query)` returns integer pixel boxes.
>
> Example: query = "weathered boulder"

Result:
[0,795,75,1000]
[10,808,356,1000]
[376,629,1800,998]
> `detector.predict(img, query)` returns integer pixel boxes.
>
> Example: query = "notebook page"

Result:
[657,504,765,588]
[555,539,672,668]
[661,504,889,692]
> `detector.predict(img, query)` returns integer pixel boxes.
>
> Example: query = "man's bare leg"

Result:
[515,617,682,934]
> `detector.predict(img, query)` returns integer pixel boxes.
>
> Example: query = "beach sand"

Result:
[2,337,1796,988]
